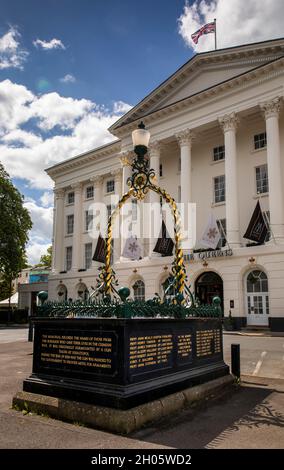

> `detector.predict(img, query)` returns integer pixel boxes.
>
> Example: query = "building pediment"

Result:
[109,38,284,135]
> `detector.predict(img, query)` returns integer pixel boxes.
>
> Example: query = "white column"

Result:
[112,168,122,261]
[52,188,65,273]
[71,182,83,272]
[176,130,194,250]
[261,97,284,242]
[119,152,133,258]
[219,113,240,247]
[92,175,103,203]
[176,129,194,203]
[148,141,161,257]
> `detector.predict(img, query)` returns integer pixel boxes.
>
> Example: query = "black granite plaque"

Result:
[38,329,117,375]
[23,317,229,409]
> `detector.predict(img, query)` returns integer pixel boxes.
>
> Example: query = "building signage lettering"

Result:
[184,249,233,262]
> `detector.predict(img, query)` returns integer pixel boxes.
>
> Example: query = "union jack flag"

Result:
[191,21,216,45]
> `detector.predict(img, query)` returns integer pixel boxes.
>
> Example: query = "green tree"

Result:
[0,275,15,302]
[0,163,32,311]
[37,246,52,268]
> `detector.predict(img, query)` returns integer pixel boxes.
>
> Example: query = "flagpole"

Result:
[218,219,231,250]
[214,18,217,50]
[263,210,276,244]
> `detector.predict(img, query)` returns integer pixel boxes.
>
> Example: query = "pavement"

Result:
[0,327,283,449]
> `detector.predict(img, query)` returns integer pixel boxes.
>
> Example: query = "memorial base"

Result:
[14,375,234,434]
[22,317,230,410]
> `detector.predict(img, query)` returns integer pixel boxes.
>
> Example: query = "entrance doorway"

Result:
[195,272,223,309]
[246,270,269,326]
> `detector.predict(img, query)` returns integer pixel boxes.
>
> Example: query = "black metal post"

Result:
[231,343,240,378]
[28,316,34,342]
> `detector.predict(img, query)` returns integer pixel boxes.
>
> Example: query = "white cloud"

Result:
[178,0,284,53]
[24,199,53,239]
[30,92,94,131]
[0,80,33,134]
[0,79,131,190]
[26,240,51,265]
[2,129,42,147]
[113,100,132,114]
[0,26,28,69]
[23,199,53,264]
[33,38,65,50]
[40,191,54,207]
[60,74,76,83]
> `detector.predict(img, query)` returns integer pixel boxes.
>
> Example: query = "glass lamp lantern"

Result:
[132,121,150,159]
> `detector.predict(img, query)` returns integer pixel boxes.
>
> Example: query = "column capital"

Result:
[71,182,83,193]
[90,175,104,186]
[260,97,282,119]
[54,188,65,199]
[149,140,161,158]
[175,129,195,147]
[119,150,133,167]
[219,112,239,133]
[111,168,122,181]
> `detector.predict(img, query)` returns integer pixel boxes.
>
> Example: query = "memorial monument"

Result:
[14,123,231,431]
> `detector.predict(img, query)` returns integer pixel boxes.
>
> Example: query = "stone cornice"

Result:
[109,38,284,134]
[111,56,284,139]
[46,140,121,180]
[260,96,282,119]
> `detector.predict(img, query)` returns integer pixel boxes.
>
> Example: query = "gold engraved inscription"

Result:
[40,334,113,369]
[129,334,173,369]
[196,329,221,357]
[177,334,192,358]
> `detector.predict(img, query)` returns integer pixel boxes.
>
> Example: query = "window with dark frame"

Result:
[85,210,94,231]
[86,186,94,199]
[159,164,163,177]
[66,246,72,271]
[85,243,93,269]
[213,145,225,162]
[66,214,74,234]
[214,175,225,203]
[67,191,74,204]
[106,180,115,193]
[254,132,267,150]
[256,164,269,194]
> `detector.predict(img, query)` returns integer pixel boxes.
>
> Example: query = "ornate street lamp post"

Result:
[97,121,187,303]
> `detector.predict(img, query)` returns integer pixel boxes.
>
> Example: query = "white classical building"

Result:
[46,38,284,331]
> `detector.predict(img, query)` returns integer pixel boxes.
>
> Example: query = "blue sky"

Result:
[0,0,283,264]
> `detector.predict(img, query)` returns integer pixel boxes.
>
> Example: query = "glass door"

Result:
[247,294,269,325]
[246,271,269,326]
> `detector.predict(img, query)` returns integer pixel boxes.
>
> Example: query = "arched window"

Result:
[246,270,268,293]
[77,283,89,301]
[57,284,67,302]
[132,279,145,301]
[245,270,269,326]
